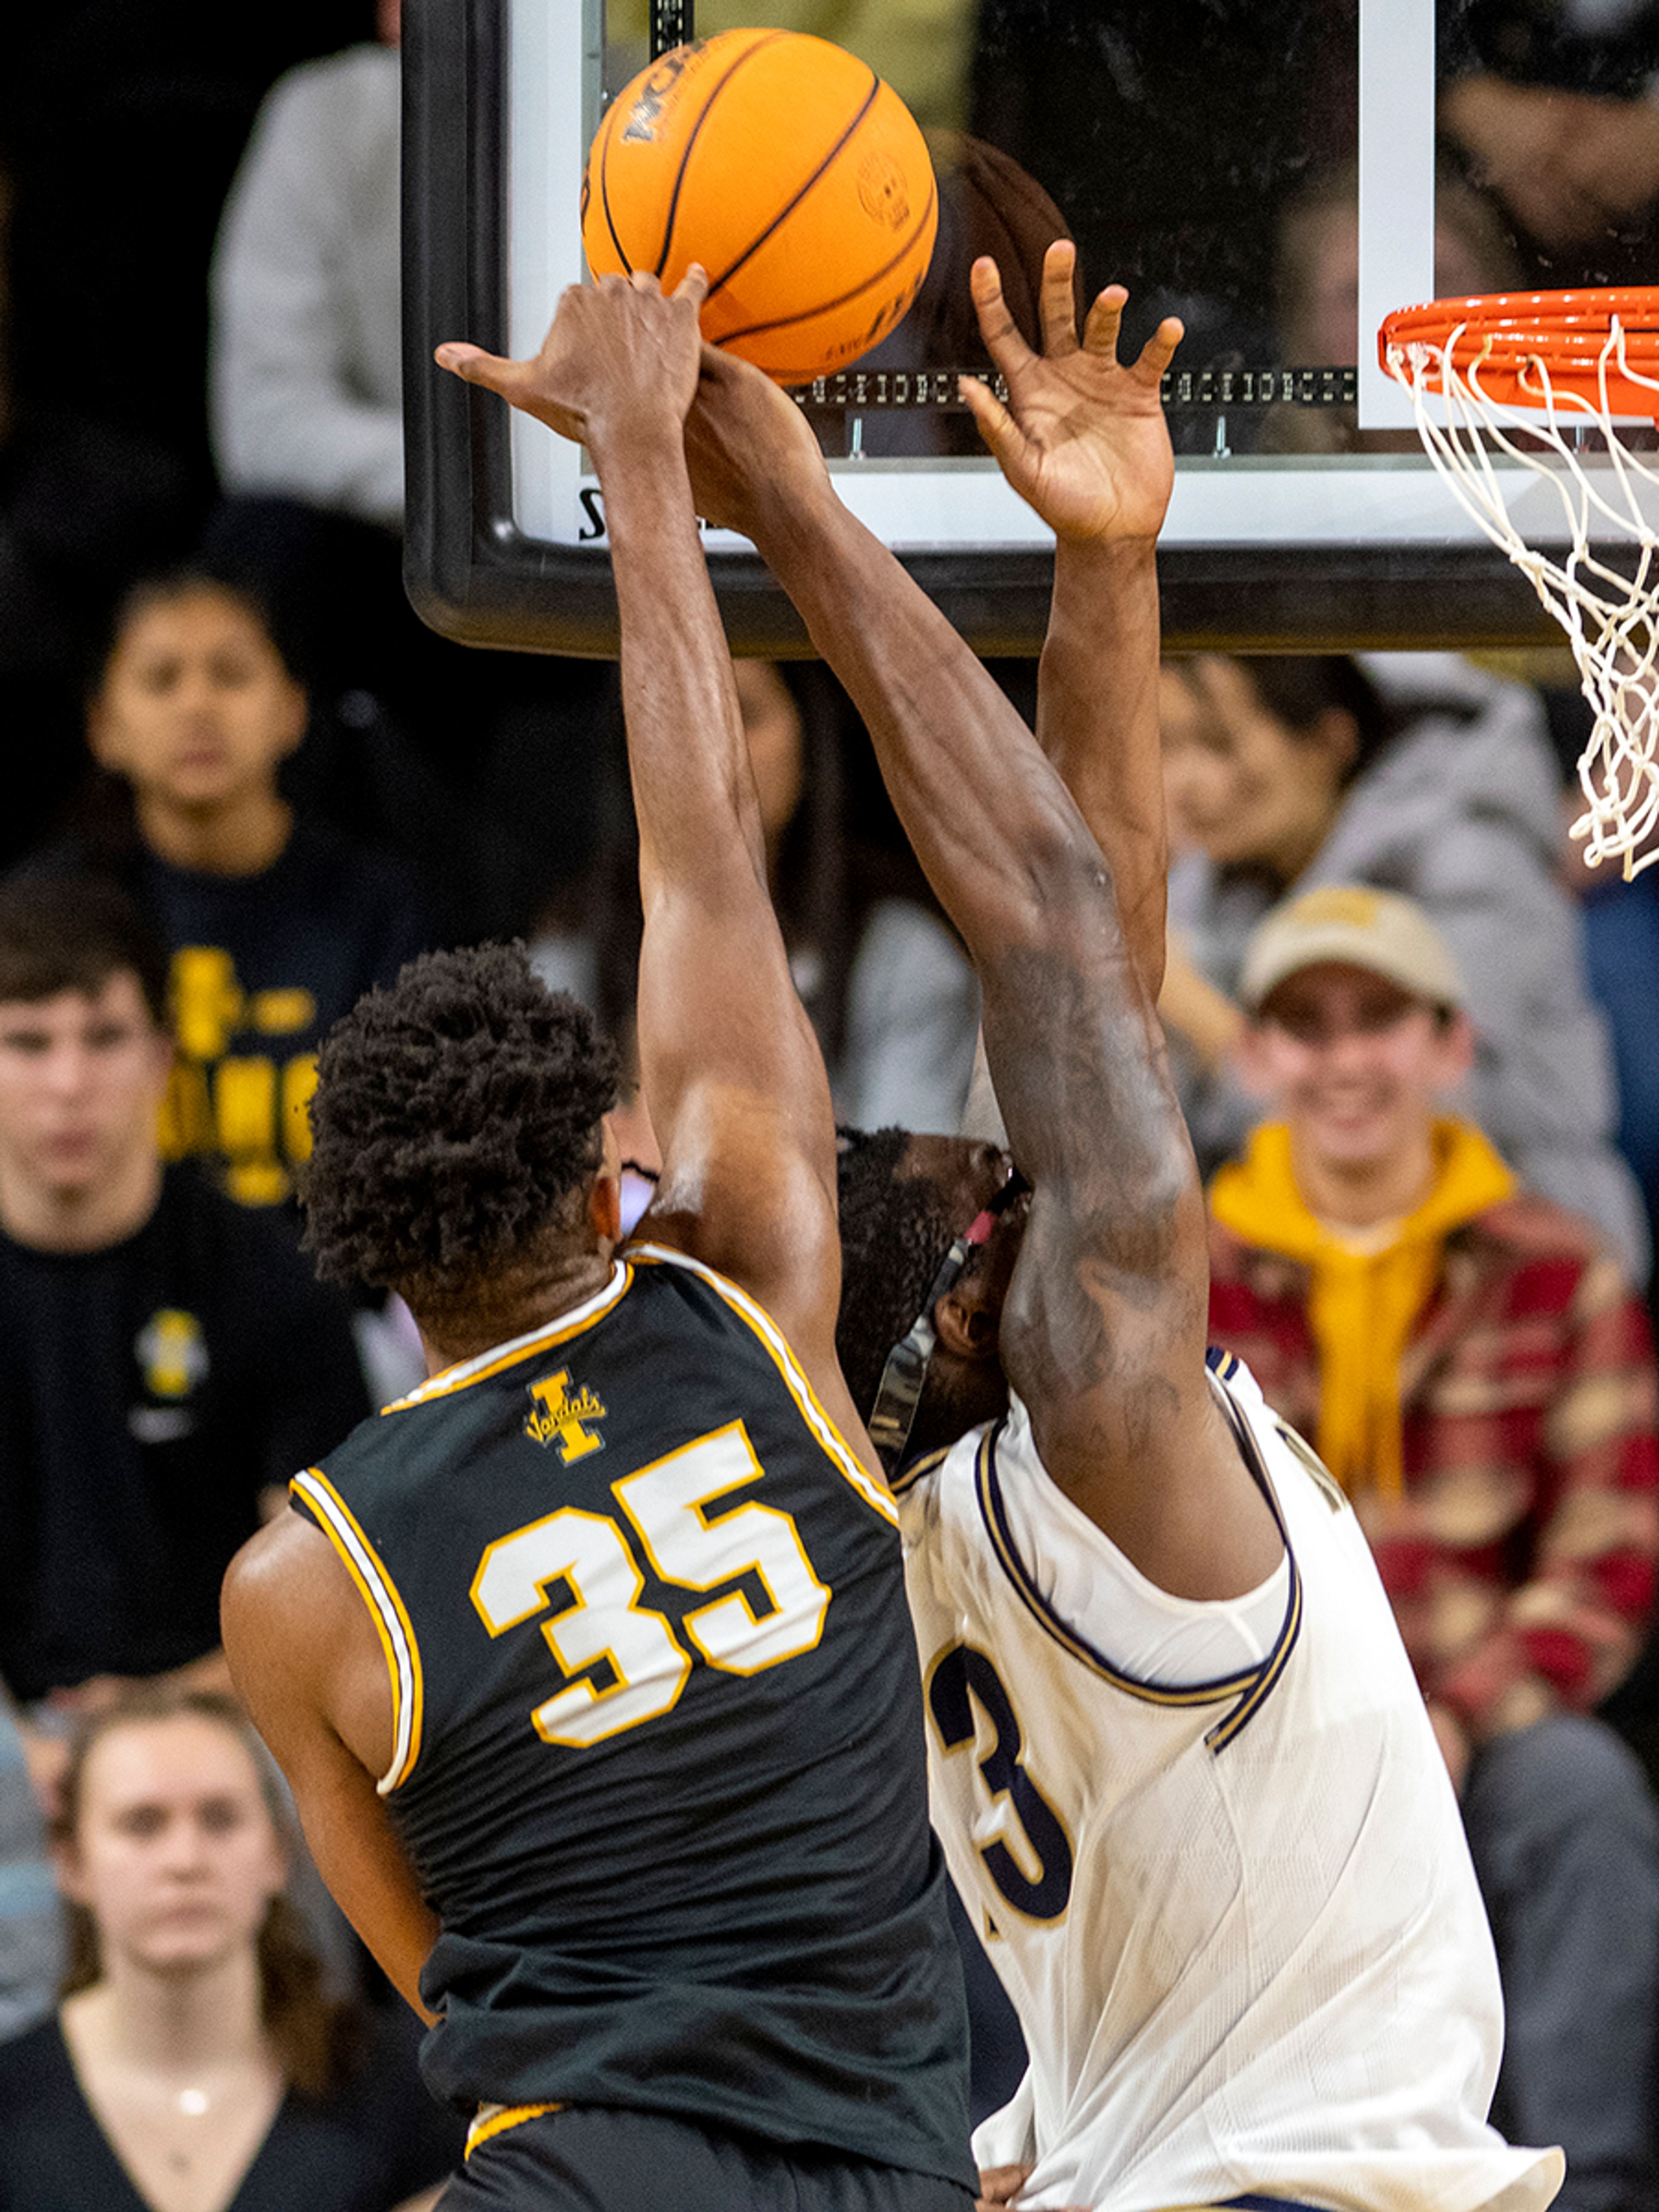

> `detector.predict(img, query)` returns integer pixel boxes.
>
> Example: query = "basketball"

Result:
[581,30,938,386]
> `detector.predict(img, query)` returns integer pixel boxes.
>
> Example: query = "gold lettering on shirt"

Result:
[525,1372,609,1462]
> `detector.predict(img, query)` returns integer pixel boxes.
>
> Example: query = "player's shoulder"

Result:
[1206,1346,1324,1465]
[222,1494,353,1656]
[892,1420,992,1501]
[622,1235,833,1377]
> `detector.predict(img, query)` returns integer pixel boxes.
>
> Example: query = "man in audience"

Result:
[0,876,370,1805]
[1207,881,1659,2212]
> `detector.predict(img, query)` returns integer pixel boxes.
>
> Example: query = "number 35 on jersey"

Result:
[470,1420,831,1749]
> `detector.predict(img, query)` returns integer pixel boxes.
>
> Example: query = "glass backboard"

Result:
[402,0,1659,655]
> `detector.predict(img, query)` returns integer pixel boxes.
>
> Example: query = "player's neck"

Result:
[415,1244,619,1375]
[0,1146,162,1253]
[137,790,293,877]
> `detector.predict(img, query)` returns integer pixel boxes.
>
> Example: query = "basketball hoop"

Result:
[1379,288,1659,880]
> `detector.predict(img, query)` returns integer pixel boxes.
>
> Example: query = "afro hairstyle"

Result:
[302,942,621,1302]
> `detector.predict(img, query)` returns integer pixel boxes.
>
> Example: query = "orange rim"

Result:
[1380,287,1659,415]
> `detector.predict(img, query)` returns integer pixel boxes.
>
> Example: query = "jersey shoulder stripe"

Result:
[1205,1344,1243,1385]
[626,1241,897,1528]
[891,1443,950,1498]
[464,2102,566,2159]
[380,1262,632,1412]
[974,1409,1303,1752]
[1202,1379,1306,1751]
[291,1466,425,1792]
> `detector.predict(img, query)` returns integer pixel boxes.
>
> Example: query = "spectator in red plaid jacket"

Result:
[1205,882,1659,2212]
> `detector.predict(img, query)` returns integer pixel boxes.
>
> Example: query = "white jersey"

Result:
[897,1353,1563,2212]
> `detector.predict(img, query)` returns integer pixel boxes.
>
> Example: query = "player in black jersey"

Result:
[220,273,975,2211]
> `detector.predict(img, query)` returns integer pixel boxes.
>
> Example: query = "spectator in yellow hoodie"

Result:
[1207,882,1659,2212]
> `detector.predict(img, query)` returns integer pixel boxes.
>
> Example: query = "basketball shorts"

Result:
[437,2104,977,2211]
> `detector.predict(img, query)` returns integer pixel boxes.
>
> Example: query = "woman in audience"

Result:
[1158,650,1649,1278]
[0,1688,461,2210]
[29,567,432,1217]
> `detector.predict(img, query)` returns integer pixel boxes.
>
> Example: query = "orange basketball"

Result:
[582,29,938,386]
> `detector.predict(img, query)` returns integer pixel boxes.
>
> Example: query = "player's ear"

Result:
[934,1288,1001,1363]
[587,1163,623,1246]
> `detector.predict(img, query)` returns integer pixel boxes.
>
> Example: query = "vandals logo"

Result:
[524,1370,608,1462]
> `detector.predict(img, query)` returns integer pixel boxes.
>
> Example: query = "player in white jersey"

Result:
[442,239,1562,2205]
[902,1350,1549,2210]
[667,247,1563,2212]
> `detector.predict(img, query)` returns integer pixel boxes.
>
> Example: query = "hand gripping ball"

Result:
[582,29,939,385]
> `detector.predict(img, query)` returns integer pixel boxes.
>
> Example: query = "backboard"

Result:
[402,0,1659,655]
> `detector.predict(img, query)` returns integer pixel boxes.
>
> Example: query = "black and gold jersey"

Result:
[292,1243,973,2188]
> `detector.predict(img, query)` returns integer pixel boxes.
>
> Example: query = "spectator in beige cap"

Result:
[1206,881,1659,2212]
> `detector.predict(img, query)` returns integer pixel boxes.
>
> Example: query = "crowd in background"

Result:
[3,2,1659,2209]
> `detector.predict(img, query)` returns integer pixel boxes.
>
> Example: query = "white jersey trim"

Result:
[381,1262,631,1410]
[290,1467,423,1795]
[974,1393,1303,1754]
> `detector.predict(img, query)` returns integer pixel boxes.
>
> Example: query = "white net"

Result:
[1385,316,1659,880]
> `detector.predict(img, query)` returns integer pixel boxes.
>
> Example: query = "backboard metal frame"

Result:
[401,0,1573,656]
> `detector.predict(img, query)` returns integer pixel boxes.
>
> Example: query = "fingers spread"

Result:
[1037,238,1081,358]
[1080,282,1128,360]
[969,254,1036,378]
[1133,314,1184,386]
[959,373,1029,473]
[674,261,710,308]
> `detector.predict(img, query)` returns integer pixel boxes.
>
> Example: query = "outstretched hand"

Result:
[962,240,1181,543]
[435,267,709,459]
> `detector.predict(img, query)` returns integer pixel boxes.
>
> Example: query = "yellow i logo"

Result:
[524,1371,608,1462]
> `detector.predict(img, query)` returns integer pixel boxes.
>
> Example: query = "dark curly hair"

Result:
[835,1126,971,1426]
[302,943,620,1312]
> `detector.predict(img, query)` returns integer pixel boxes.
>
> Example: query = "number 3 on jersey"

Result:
[469,1421,830,1748]
[928,1645,1073,1923]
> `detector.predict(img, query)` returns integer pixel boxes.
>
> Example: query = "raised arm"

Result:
[435,276,857,1438]
[685,308,1279,1594]
[959,242,1171,1146]
[963,242,1170,1003]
